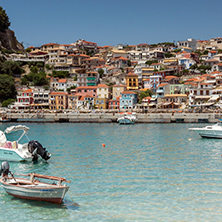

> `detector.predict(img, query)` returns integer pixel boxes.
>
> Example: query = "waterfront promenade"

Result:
[2,111,222,123]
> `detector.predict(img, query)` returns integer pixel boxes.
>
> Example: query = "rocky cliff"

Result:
[0,29,25,52]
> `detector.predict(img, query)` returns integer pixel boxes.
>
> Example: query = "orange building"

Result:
[49,92,68,110]
[125,73,139,90]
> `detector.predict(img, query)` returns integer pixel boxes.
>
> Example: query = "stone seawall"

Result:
[3,112,222,123]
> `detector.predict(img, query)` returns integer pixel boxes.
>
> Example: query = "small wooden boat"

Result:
[0,162,69,204]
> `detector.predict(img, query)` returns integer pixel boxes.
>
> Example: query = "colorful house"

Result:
[120,91,138,109]
[125,73,139,90]
[49,92,68,110]
[109,97,120,109]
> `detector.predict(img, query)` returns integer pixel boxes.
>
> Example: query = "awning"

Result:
[208,95,219,101]
[201,102,214,106]
[150,98,157,101]
[195,95,211,99]
[162,102,172,106]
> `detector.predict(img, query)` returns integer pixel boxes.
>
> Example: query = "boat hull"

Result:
[1,178,69,204]
[189,128,222,139]
[0,148,31,162]
[195,130,222,139]
[118,119,135,124]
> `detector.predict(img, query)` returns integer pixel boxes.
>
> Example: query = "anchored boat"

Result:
[189,122,222,139]
[117,114,137,124]
[0,125,51,162]
[0,161,69,204]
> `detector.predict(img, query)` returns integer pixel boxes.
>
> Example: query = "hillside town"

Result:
[4,37,222,113]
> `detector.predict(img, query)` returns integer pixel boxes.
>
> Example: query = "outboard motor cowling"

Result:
[0,161,10,176]
[28,140,51,161]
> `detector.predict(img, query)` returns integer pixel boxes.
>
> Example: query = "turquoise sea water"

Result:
[0,122,222,221]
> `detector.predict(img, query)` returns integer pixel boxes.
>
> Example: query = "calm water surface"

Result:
[0,122,222,221]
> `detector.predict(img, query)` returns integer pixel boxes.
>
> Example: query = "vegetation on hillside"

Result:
[0,74,16,103]
[139,89,153,103]
[0,6,10,32]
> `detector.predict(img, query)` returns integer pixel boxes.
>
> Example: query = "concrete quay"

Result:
[3,112,222,123]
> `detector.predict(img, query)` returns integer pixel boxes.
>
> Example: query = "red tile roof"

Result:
[22,89,33,93]
[58,79,67,83]
[97,84,110,88]
[122,91,137,94]
[158,83,168,88]
[50,92,68,95]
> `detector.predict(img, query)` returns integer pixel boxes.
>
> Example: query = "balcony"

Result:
[87,77,96,80]
[87,82,96,86]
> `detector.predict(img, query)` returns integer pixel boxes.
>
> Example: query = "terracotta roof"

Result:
[164,75,179,79]
[158,83,168,88]
[42,43,59,46]
[97,84,110,88]
[211,71,221,74]
[113,84,126,87]
[83,40,97,44]
[22,89,33,93]
[77,86,97,89]
[122,91,137,94]
[142,96,151,100]
[50,92,68,95]
[58,79,67,83]
[84,94,94,98]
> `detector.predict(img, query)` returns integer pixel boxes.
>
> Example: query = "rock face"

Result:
[0,29,25,52]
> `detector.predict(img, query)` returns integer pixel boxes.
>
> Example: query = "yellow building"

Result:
[49,92,68,110]
[125,73,139,90]
[94,98,109,109]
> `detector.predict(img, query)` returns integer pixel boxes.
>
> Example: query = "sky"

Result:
[1,0,222,48]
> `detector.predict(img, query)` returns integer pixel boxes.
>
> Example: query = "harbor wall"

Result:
[3,112,221,123]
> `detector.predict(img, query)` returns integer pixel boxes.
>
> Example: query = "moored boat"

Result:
[189,122,222,138]
[0,125,51,162]
[0,161,69,204]
[117,114,137,124]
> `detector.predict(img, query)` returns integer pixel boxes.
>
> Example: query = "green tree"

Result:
[189,64,198,70]
[0,61,24,76]
[25,48,31,53]
[164,52,174,58]
[182,69,189,74]
[0,74,16,102]
[52,70,69,78]
[30,66,38,74]
[67,85,76,94]
[127,60,131,67]
[0,6,10,31]
[173,49,181,53]
[98,68,104,78]
[145,60,158,66]
[2,98,15,107]
[139,89,153,103]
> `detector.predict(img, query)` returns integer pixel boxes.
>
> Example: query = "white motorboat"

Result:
[0,125,51,162]
[117,115,137,124]
[0,161,69,204]
[189,122,222,138]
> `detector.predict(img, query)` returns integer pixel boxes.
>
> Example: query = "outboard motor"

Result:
[0,161,10,176]
[28,140,51,161]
